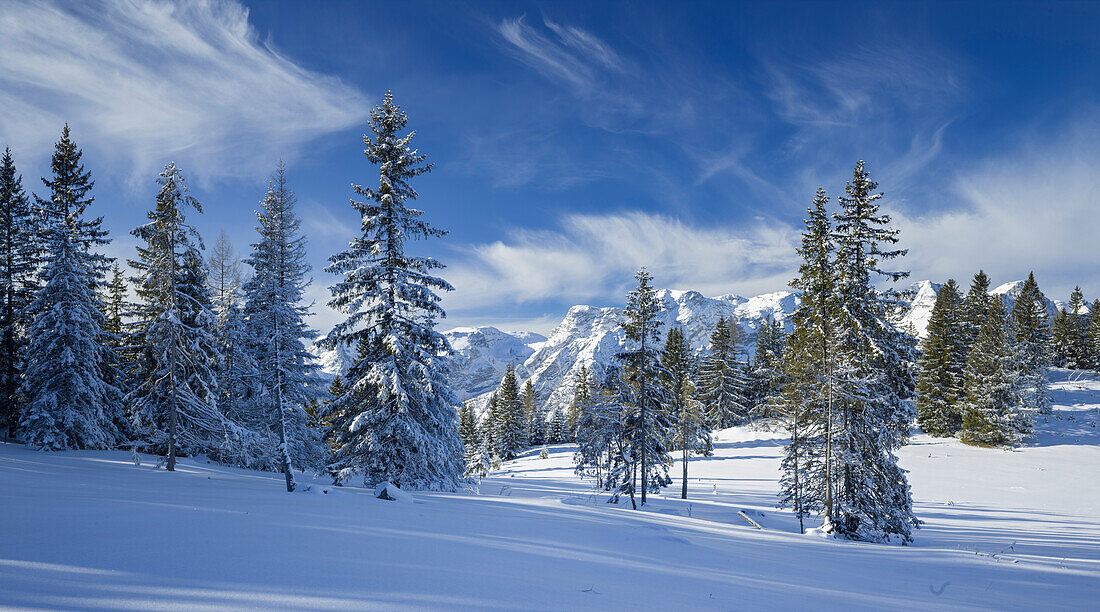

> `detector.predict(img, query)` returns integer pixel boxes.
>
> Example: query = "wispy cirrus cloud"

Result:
[896,116,1100,300]
[496,15,632,94]
[0,0,368,182]
[443,210,801,314]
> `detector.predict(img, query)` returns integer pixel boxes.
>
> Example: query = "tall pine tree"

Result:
[129,163,238,470]
[828,161,918,543]
[960,299,1030,447]
[779,188,835,535]
[321,92,464,490]
[492,365,526,459]
[613,268,673,508]
[698,317,752,428]
[1011,272,1052,414]
[1052,286,1090,369]
[0,147,37,439]
[915,279,966,436]
[243,162,324,490]
[662,325,710,499]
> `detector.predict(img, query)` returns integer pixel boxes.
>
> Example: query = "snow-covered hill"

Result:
[2,369,1097,610]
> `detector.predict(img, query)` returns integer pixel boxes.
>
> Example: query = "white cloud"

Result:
[443,211,801,312]
[897,122,1100,300]
[0,0,368,181]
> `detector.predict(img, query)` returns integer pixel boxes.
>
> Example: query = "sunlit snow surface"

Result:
[1,369,1097,610]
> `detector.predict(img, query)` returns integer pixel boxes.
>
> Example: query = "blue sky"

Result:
[2,0,1099,334]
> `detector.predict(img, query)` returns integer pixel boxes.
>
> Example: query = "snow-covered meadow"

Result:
[2,368,1096,610]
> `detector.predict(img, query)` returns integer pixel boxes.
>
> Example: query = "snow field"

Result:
[1,369,1097,610]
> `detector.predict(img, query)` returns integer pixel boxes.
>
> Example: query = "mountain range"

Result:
[312,279,1066,414]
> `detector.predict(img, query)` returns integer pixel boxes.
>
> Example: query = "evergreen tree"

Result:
[32,128,127,439]
[548,407,568,444]
[567,365,591,440]
[34,126,112,281]
[482,393,500,455]
[99,264,133,424]
[698,317,752,428]
[464,442,492,481]
[522,380,544,446]
[493,365,527,459]
[0,147,37,439]
[662,326,711,499]
[960,299,1030,446]
[321,92,464,490]
[613,268,673,508]
[1011,272,1053,414]
[1052,286,1090,369]
[102,265,128,343]
[574,365,624,491]
[129,163,239,470]
[458,401,478,454]
[829,162,918,543]
[778,188,835,536]
[243,163,324,490]
[751,315,787,419]
[19,225,125,450]
[915,279,967,436]
[961,271,995,354]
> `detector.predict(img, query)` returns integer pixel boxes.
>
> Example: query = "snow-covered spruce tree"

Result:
[464,441,492,481]
[555,408,572,444]
[915,279,967,436]
[698,316,752,428]
[522,380,544,446]
[572,367,606,484]
[0,147,38,439]
[961,270,996,357]
[34,126,112,282]
[492,365,526,459]
[960,299,1030,446]
[778,188,835,535]
[751,315,787,419]
[458,402,478,458]
[575,364,629,491]
[243,163,324,490]
[829,161,918,543]
[321,92,464,490]
[481,392,501,455]
[567,365,591,440]
[1052,286,1091,370]
[1011,272,1052,414]
[129,163,242,471]
[613,268,674,508]
[102,265,128,347]
[19,223,125,450]
[662,325,711,499]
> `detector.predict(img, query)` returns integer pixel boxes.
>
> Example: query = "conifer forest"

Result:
[1,1,1098,609]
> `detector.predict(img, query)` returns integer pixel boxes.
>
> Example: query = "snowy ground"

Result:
[2,369,1098,610]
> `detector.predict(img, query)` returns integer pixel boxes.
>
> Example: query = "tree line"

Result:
[0,92,468,492]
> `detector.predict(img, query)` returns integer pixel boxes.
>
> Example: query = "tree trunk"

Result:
[640,335,648,507]
[681,446,688,499]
